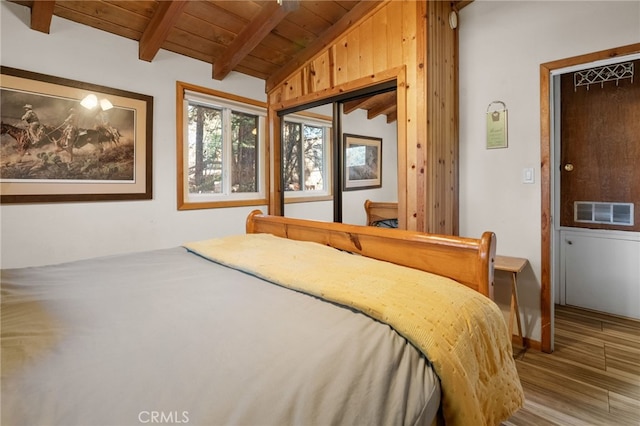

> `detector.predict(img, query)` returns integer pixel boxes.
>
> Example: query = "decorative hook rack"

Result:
[574,62,634,91]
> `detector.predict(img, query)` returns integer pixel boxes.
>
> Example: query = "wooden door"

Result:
[560,60,640,232]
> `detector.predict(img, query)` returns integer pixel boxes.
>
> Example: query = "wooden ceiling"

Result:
[7,1,469,122]
[10,0,382,83]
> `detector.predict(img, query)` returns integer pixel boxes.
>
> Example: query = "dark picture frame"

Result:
[343,133,382,191]
[1,66,153,203]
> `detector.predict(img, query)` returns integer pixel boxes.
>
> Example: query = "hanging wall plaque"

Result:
[486,101,508,149]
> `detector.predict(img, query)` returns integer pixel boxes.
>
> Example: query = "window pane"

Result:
[231,112,258,193]
[594,203,611,222]
[188,103,222,194]
[303,125,324,191]
[283,122,302,191]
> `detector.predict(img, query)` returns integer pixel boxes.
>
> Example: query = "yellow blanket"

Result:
[184,234,524,425]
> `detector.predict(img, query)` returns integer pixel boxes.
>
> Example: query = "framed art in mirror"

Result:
[343,133,382,191]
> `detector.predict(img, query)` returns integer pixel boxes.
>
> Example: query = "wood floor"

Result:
[504,304,640,426]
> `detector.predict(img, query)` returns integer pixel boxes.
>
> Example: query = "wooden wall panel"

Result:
[386,1,404,69]
[358,17,374,77]
[284,72,304,101]
[309,50,332,93]
[372,7,388,73]
[335,35,349,86]
[426,0,457,235]
[346,27,361,82]
[268,0,458,234]
[402,0,420,231]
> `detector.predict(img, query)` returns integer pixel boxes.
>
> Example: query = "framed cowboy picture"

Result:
[1,66,153,204]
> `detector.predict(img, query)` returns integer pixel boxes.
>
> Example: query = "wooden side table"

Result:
[494,255,528,347]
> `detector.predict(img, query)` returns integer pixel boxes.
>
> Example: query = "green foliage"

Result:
[188,104,258,194]
[283,122,324,191]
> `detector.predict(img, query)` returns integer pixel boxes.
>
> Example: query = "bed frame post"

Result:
[480,231,497,300]
[246,209,262,234]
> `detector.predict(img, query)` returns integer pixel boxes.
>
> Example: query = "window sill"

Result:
[284,195,333,204]
[178,197,268,210]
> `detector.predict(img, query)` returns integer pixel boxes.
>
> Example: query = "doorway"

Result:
[555,60,640,320]
[540,43,640,353]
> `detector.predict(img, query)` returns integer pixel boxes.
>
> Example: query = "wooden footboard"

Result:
[364,199,399,226]
[246,210,496,299]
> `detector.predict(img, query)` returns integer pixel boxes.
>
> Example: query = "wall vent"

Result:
[574,202,634,226]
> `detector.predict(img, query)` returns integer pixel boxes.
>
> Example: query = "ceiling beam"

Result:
[213,1,298,81]
[265,0,383,92]
[342,97,370,115]
[30,1,55,34]
[342,91,397,123]
[386,110,397,124]
[342,99,366,114]
[139,0,189,62]
[366,92,396,120]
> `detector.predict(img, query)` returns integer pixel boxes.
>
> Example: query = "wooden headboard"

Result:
[364,199,399,226]
[246,210,496,299]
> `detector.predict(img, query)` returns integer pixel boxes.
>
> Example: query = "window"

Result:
[574,201,634,226]
[177,82,267,209]
[282,114,332,200]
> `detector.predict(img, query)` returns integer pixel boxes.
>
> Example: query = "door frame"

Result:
[539,43,640,353]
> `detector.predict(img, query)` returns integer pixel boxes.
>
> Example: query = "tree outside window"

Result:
[188,104,221,193]
[283,120,327,195]
[188,105,259,195]
[178,82,266,210]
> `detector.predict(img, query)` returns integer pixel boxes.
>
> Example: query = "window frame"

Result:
[177,81,268,210]
[281,111,333,204]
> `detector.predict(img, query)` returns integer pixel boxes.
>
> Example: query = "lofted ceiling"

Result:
[7,1,470,122]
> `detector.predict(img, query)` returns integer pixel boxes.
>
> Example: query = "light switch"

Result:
[522,168,535,184]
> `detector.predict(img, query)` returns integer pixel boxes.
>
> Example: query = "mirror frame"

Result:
[268,67,406,225]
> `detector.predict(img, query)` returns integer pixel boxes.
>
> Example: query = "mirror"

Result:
[280,103,335,222]
[279,85,398,227]
[339,91,398,226]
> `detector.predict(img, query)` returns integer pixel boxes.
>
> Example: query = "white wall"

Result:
[0,2,267,268]
[342,108,398,225]
[458,0,640,342]
[0,2,397,268]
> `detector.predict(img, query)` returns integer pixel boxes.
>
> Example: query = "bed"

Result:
[365,199,399,228]
[1,210,523,426]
